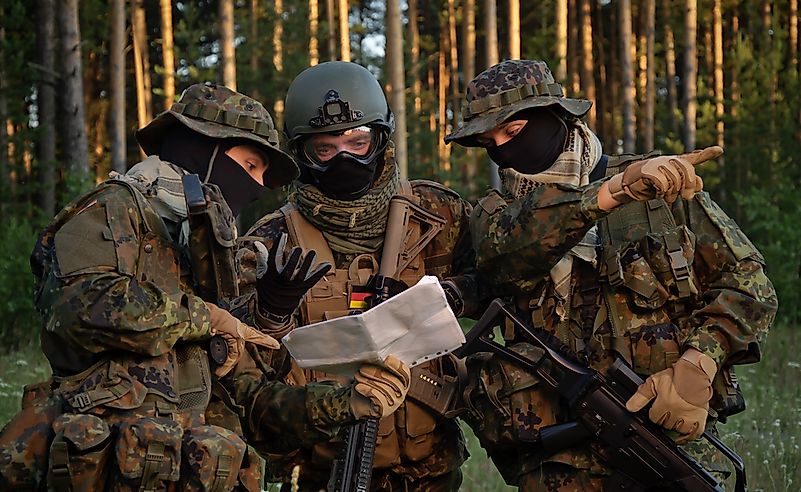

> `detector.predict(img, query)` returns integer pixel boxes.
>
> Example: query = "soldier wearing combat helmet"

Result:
[447,60,777,490]
[237,61,481,491]
[0,83,411,491]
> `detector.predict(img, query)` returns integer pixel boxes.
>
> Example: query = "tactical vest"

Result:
[1,179,261,492]
[465,154,742,479]
[278,182,464,475]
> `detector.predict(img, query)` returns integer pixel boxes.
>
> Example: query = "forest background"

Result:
[0,0,799,490]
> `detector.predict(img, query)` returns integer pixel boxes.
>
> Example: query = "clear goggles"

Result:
[300,126,384,171]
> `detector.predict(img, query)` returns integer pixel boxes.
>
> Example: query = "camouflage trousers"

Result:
[278,468,462,492]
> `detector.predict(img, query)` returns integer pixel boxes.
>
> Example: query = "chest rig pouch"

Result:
[599,155,744,419]
[37,180,253,491]
[280,182,464,471]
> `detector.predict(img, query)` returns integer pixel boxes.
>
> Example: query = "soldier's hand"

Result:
[607,146,722,204]
[206,302,280,377]
[254,234,332,320]
[625,348,717,444]
[350,355,411,419]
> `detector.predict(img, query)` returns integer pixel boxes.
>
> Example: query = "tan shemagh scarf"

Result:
[289,147,401,255]
[111,155,195,247]
[499,120,603,318]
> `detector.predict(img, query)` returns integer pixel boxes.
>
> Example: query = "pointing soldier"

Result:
[447,60,777,490]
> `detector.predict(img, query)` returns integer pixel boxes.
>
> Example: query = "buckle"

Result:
[71,392,92,410]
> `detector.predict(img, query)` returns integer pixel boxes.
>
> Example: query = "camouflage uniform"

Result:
[237,150,478,492]
[448,61,778,490]
[0,85,351,491]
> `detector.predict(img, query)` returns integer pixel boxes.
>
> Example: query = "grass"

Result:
[2,325,798,491]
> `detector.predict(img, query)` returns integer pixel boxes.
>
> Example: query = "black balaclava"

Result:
[304,154,386,200]
[159,125,264,216]
[487,107,569,174]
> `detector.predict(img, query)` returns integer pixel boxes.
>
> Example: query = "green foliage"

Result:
[0,218,39,350]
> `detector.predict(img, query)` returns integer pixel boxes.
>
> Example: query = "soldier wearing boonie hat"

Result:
[448,60,775,491]
[0,83,382,491]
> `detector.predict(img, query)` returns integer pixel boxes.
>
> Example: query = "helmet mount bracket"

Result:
[309,90,364,128]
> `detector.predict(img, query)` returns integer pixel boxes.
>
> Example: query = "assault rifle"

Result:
[455,299,746,492]
[182,174,237,366]
[327,194,445,492]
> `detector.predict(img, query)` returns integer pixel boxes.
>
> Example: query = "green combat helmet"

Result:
[445,59,592,147]
[283,61,394,151]
[136,83,298,188]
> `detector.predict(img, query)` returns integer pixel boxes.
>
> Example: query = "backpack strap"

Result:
[279,202,336,267]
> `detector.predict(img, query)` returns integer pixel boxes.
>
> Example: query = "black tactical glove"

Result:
[254,233,332,320]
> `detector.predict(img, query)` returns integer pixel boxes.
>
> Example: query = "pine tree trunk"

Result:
[682,0,697,152]
[310,0,319,66]
[160,0,175,108]
[338,0,350,62]
[641,0,655,151]
[713,0,725,200]
[608,3,620,150]
[250,0,261,99]
[386,0,407,179]
[59,0,90,180]
[556,0,568,82]
[448,0,459,97]
[326,0,336,61]
[109,0,126,174]
[620,0,636,153]
[483,0,499,188]
[35,0,57,214]
[663,0,678,135]
[462,0,478,193]
[132,0,152,132]
[580,0,596,129]
[593,0,607,145]
[438,29,450,183]
[791,0,798,70]
[568,0,580,95]
[509,0,520,59]
[273,0,284,129]
[219,0,237,90]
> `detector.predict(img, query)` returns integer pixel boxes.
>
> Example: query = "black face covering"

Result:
[159,126,265,216]
[487,108,568,174]
[208,139,266,216]
[306,153,385,201]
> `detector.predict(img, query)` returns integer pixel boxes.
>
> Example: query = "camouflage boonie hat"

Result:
[445,60,593,147]
[136,83,299,188]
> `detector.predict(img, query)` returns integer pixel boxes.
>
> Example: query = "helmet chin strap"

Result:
[203,144,220,183]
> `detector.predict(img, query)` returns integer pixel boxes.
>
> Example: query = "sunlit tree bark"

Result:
[386,0,407,178]
[640,0,655,150]
[160,0,175,108]
[620,0,636,152]
[219,0,236,90]
[580,0,596,129]
[273,0,284,129]
[509,0,520,59]
[59,0,90,179]
[310,0,319,66]
[663,0,678,135]
[556,0,568,82]
[338,0,350,61]
[109,0,126,174]
[483,0,499,188]
[682,0,697,151]
[462,0,478,192]
[132,0,153,130]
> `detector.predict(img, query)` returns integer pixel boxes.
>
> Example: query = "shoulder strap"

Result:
[279,202,336,267]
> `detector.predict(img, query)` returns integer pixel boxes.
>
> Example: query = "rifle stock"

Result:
[327,195,445,492]
[455,299,746,492]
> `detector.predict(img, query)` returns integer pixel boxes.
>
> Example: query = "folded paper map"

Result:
[282,276,465,375]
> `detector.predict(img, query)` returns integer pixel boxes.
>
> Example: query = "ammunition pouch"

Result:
[180,425,247,491]
[47,413,113,491]
[115,416,183,491]
[0,380,62,489]
[407,354,465,418]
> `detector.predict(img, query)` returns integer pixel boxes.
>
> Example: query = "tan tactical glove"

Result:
[205,302,280,377]
[350,355,412,419]
[625,348,717,443]
[607,146,723,204]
